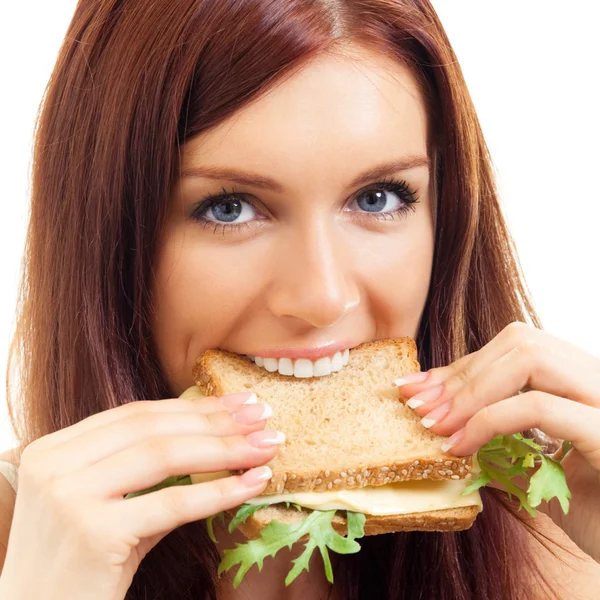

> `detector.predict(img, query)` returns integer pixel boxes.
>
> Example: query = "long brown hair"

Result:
[7,1,557,598]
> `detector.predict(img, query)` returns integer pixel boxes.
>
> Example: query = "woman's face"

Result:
[151,45,435,395]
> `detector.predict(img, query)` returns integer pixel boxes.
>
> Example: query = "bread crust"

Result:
[238,458,472,496]
[193,338,473,495]
[225,504,481,540]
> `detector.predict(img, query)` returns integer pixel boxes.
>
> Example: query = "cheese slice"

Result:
[244,479,482,515]
[180,385,205,398]
[183,385,482,516]
[190,469,482,516]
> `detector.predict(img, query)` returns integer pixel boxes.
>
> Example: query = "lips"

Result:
[246,349,351,378]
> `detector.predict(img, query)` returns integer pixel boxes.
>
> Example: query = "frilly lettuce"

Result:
[462,433,571,516]
[124,434,572,586]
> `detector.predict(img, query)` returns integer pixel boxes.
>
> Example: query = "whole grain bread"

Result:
[193,337,473,496]
[225,503,480,539]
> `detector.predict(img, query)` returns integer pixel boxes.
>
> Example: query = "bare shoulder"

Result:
[528,512,600,600]
[0,448,20,468]
[0,447,19,573]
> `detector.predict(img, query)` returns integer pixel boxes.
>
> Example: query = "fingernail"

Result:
[240,465,273,486]
[246,429,286,448]
[441,429,465,453]
[420,401,451,429]
[219,392,257,409]
[231,403,273,424]
[406,385,444,409]
[394,371,429,386]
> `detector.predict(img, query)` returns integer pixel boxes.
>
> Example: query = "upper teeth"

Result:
[247,349,350,378]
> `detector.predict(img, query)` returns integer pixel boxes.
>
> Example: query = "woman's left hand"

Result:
[394,322,600,562]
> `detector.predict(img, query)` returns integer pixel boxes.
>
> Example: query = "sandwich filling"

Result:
[190,471,482,516]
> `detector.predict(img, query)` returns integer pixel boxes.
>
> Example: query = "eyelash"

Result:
[190,176,420,235]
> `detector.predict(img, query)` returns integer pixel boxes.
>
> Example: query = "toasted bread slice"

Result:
[193,338,473,496]
[226,503,481,538]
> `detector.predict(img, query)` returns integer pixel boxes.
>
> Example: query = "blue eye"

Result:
[190,178,419,234]
[204,197,256,223]
[353,189,403,213]
[348,178,419,216]
[191,189,257,226]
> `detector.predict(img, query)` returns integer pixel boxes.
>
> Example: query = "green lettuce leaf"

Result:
[463,433,571,516]
[206,511,226,543]
[218,507,366,587]
[227,503,270,533]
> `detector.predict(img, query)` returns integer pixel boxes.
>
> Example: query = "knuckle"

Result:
[472,404,495,433]
[141,436,173,471]
[514,339,544,376]
[44,474,77,507]
[213,477,237,503]
[161,487,187,520]
[516,338,543,358]
[504,321,532,345]
[218,434,247,455]
[526,391,553,426]
[120,400,154,419]
[445,369,471,393]
[195,412,216,430]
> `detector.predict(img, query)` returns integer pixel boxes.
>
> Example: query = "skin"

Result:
[149,44,600,598]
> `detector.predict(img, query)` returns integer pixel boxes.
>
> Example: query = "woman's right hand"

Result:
[0,391,280,600]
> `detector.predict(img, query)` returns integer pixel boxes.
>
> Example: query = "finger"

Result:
[418,340,600,436]
[396,322,596,400]
[74,430,284,498]
[41,403,273,476]
[31,392,256,452]
[443,391,600,471]
[124,467,273,541]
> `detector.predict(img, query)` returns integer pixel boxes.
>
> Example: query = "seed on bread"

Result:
[193,338,474,496]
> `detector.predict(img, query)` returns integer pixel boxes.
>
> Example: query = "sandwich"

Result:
[127,338,572,587]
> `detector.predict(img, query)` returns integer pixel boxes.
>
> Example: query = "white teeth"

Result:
[263,357,279,372]
[313,356,332,376]
[278,357,294,376]
[342,349,349,365]
[294,358,314,378]
[250,349,351,378]
[331,351,343,372]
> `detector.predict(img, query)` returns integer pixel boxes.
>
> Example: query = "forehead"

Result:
[182,46,428,185]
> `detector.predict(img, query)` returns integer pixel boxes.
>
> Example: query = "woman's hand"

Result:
[0,392,282,600]
[394,322,600,562]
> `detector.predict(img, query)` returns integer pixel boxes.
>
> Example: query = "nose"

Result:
[265,220,360,328]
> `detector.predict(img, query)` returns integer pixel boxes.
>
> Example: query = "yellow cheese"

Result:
[179,385,205,399]
[243,479,482,515]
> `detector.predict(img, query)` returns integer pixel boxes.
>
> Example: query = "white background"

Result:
[1,2,598,452]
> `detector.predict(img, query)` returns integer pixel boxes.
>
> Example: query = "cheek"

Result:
[355,216,434,335]
[150,229,264,387]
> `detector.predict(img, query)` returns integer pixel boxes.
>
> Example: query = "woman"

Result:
[0,0,598,598]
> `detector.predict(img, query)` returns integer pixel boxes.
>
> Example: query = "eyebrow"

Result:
[181,154,430,192]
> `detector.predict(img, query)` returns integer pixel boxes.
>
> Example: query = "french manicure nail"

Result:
[394,371,430,387]
[240,465,273,486]
[231,403,273,424]
[406,385,444,409]
[246,429,286,448]
[441,429,465,453]
[420,401,451,429]
[219,392,257,409]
